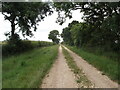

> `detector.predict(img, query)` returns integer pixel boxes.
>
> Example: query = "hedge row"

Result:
[2,40,55,58]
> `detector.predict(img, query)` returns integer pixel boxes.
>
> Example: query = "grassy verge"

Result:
[65,45,119,84]
[62,46,93,88]
[2,45,59,88]
[2,40,55,58]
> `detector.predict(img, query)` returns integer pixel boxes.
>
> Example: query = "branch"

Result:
[15,22,18,25]
[15,26,19,30]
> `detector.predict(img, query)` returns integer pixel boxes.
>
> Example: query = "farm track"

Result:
[63,45,118,88]
[41,45,77,88]
[41,45,118,88]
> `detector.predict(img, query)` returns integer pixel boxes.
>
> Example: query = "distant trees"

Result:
[2,2,120,53]
[48,30,60,44]
[61,21,79,46]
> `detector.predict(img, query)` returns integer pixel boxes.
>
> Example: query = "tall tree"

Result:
[54,2,120,52]
[61,20,79,46]
[61,27,73,45]
[48,30,60,44]
[2,2,53,40]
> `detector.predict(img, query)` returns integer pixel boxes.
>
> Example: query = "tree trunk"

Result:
[11,17,15,38]
[11,23,15,37]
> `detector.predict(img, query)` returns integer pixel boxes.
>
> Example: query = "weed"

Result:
[62,46,93,88]
[65,45,119,84]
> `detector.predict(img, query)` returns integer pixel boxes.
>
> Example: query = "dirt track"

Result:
[41,46,77,88]
[41,45,118,88]
[63,45,118,88]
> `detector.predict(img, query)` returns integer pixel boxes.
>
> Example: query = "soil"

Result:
[41,45,78,88]
[41,45,118,88]
[63,45,118,88]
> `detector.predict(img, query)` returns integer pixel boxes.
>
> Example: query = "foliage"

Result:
[58,2,120,82]
[58,2,120,53]
[32,41,55,47]
[3,45,59,88]
[2,2,120,52]
[61,20,79,46]
[61,21,91,47]
[48,30,60,44]
[2,2,53,38]
[61,27,73,45]
[2,40,34,58]
[2,40,55,58]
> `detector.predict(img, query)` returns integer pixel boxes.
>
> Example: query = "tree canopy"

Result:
[2,2,53,40]
[58,2,120,52]
[2,2,120,52]
[48,30,60,44]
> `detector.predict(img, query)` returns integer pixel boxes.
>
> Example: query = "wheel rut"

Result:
[41,45,77,88]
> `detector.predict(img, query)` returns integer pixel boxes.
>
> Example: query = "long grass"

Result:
[2,45,59,88]
[65,45,119,84]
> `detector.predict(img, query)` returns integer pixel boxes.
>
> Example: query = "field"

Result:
[2,45,59,88]
[65,45,119,83]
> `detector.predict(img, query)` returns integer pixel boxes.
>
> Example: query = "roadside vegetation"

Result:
[2,2,119,87]
[62,46,93,88]
[65,45,119,84]
[2,40,55,58]
[3,45,59,88]
[58,2,119,84]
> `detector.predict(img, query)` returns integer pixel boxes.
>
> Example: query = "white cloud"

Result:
[0,9,83,42]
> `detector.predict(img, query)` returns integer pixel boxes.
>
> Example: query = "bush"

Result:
[30,41,56,47]
[2,33,55,58]
[37,41,55,47]
[2,40,56,58]
[2,40,34,58]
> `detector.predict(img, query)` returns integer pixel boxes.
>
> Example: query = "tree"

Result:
[61,21,79,46]
[2,2,53,41]
[48,30,60,44]
[61,27,73,45]
[54,2,120,52]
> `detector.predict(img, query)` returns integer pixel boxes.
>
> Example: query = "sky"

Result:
[0,10,83,42]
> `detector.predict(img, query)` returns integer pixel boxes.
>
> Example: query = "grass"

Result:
[2,45,59,88]
[65,45,119,84]
[62,46,93,88]
[2,40,55,58]
[31,40,55,47]
[82,46,119,62]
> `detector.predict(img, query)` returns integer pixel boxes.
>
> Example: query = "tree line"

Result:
[2,2,120,54]
[58,2,120,53]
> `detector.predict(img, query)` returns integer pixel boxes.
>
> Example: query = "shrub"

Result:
[2,40,34,58]
[2,40,56,58]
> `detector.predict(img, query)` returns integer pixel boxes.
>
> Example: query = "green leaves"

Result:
[48,30,60,44]
[56,2,120,52]
[2,2,53,38]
